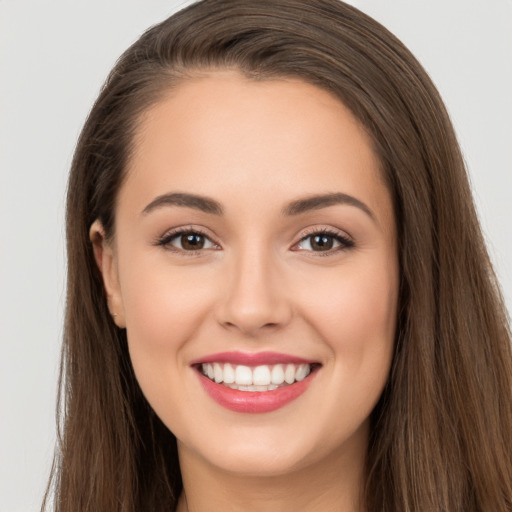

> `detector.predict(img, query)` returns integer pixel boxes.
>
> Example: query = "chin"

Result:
[177,419,346,478]
[196,441,313,477]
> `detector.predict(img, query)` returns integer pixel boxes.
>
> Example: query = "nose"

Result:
[215,245,293,336]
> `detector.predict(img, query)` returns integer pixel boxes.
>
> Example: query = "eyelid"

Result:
[291,226,355,254]
[154,225,221,252]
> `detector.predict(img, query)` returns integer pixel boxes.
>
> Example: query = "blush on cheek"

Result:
[122,266,218,359]
[307,266,397,360]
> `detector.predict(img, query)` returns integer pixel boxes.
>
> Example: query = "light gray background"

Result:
[1,1,511,510]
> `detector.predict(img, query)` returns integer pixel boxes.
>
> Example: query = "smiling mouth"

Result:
[198,362,319,392]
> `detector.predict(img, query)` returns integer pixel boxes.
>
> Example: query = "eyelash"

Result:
[293,228,355,256]
[155,226,218,256]
[155,227,354,256]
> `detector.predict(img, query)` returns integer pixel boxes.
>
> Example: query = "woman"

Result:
[43,0,512,510]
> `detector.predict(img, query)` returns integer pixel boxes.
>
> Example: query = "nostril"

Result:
[214,267,293,333]
[221,320,281,334]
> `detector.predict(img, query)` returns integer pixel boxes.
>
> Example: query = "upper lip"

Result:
[190,351,318,366]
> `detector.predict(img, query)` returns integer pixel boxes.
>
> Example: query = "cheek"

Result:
[299,254,398,386]
[336,269,397,351]
[118,256,216,376]
[301,258,398,440]
[117,258,223,433]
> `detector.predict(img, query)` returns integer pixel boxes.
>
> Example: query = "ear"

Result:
[89,219,126,328]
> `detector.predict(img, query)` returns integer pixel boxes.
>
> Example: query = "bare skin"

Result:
[176,421,368,512]
[91,70,398,512]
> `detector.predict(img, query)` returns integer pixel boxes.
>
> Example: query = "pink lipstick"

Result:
[192,352,320,413]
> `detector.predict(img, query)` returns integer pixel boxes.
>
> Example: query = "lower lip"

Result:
[197,371,317,413]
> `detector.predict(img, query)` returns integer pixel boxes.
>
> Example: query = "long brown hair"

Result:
[44,1,512,510]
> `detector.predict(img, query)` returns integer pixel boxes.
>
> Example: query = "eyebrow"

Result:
[141,191,375,221]
[282,192,375,220]
[142,192,224,215]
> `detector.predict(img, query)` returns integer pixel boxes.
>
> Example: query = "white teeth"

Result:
[213,363,223,383]
[295,364,310,381]
[223,363,235,384]
[271,364,285,385]
[284,364,296,384]
[229,384,279,392]
[235,365,253,385]
[200,362,314,389]
[253,365,271,386]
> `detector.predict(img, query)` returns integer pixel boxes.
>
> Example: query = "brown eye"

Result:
[295,230,354,253]
[159,230,217,251]
[310,234,334,251]
[181,233,206,250]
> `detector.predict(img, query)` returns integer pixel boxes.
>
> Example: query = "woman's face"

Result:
[96,71,399,476]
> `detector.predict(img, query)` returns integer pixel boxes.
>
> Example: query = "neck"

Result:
[176,430,367,512]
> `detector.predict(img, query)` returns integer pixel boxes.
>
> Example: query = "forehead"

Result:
[122,70,391,226]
